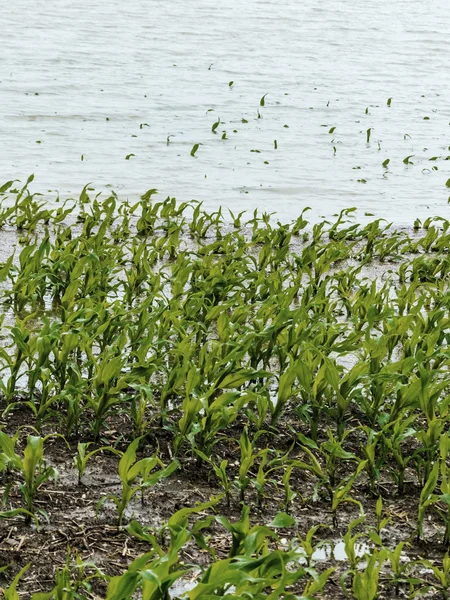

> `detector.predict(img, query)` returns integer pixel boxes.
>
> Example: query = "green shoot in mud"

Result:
[96,438,179,527]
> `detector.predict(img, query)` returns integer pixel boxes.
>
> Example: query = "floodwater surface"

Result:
[1,0,449,223]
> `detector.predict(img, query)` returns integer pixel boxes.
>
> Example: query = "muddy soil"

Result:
[0,403,447,599]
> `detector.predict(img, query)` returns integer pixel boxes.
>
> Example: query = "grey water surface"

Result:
[0,0,449,223]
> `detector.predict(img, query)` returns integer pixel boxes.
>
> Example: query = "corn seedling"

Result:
[97,437,179,526]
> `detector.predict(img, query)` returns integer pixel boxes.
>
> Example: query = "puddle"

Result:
[285,539,370,563]
[311,540,369,561]
[170,581,196,598]
[169,575,200,599]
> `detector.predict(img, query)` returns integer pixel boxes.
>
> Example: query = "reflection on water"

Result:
[1,0,449,223]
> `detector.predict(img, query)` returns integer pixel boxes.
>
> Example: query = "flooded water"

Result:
[1,0,449,223]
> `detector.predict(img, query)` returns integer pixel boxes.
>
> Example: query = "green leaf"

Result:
[118,438,140,483]
[99,356,123,384]
[219,369,271,389]
[0,180,17,193]
[269,512,296,528]
[2,563,30,600]
[420,460,439,503]
[106,571,140,600]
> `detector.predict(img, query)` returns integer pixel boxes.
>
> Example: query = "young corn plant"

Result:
[417,457,440,542]
[331,460,367,528]
[195,450,233,506]
[0,432,58,524]
[72,442,121,485]
[234,427,270,503]
[87,347,128,441]
[341,517,367,570]
[342,548,387,600]
[385,541,419,596]
[128,383,156,438]
[415,552,450,599]
[105,549,187,600]
[382,414,417,495]
[97,437,179,526]
[368,495,390,547]
[293,524,329,567]
[416,435,450,545]
[215,504,295,558]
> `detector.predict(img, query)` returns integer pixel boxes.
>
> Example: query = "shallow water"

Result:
[1,0,449,223]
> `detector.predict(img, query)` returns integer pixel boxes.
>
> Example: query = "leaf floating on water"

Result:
[445,178,450,188]
[125,154,135,160]
[382,159,390,168]
[190,143,201,157]
[366,128,372,143]
[274,140,278,149]
[403,155,414,165]
[212,119,221,134]
[140,123,150,129]
[229,81,234,87]
[329,126,336,134]
[387,97,392,106]
[260,94,268,107]
[241,118,248,123]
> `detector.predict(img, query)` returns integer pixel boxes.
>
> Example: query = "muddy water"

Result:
[1,0,449,223]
